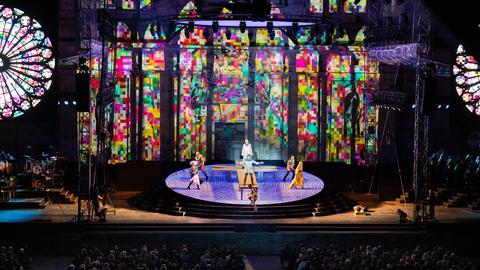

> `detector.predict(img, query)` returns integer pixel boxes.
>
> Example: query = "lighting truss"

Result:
[370,90,407,110]
[368,43,423,66]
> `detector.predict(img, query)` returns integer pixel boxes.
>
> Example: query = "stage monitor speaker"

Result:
[75,72,90,112]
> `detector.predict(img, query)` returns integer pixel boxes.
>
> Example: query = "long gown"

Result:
[289,167,304,189]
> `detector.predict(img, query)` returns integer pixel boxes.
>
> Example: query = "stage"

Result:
[3,192,480,225]
[165,164,324,205]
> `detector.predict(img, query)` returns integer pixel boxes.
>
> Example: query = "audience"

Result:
[70,244,245,270]
[428,153,480,192]
[0,245,31,270]
[285,243,476,270]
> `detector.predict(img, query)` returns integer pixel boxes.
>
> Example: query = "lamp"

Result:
[212,20,219,33]
[240,20,247,33]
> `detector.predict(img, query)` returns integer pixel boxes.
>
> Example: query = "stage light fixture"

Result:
[267,21,274,40]
[292,22,299,35]
[203,28,210,39]
[188,21,195,33]
[64,100,69,106]
[269,29,275,40]
[267,21,274,33]
[212,21,219,33]
[446,104,450,109]
[240,20,247,33]
[225,28,232,39]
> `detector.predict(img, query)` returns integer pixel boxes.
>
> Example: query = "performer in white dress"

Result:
[241,139,253,160]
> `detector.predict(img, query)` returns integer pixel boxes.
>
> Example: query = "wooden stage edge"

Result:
[16,191,480,225]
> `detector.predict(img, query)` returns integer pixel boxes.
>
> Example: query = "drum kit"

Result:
[23,153,59,189]
[0,148,63,190]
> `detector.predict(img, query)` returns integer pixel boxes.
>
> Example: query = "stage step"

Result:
[130,185,356,219]
[444,193,471,208]
[0,198,47,209]
[11,188,77,204]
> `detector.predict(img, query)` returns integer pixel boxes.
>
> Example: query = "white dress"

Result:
[241,143,253,159]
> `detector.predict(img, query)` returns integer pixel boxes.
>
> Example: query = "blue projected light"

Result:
[0,210,42,223]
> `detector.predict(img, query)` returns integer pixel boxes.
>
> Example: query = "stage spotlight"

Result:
[446,104,450,109]
[203,28,210,39]
[73,101,77,106]
[291,22,299,36]
[212,21,219,33]
[269,29,275,40]
[64,100,69,106]
[225,29,232,39]
[437,104,442,109]
[240,21,246,33]
[188,21,195,33]
[267,21,273,33]
[248,30,255,45]
[411,104,416,109]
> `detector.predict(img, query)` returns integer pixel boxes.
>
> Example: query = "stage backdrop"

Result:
[83,0,379,165]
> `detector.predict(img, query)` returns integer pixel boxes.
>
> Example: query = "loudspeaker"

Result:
[75,72,90,112]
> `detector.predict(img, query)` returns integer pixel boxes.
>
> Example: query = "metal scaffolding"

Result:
[412,0,431,221]
[365,0,431,222]
[74,0,115,222]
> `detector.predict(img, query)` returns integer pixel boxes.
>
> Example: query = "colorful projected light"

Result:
[0,5,55,119]
[453,45,480,115]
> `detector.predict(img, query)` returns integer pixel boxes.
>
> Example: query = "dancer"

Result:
[195,152,208,180]
[282,155,296,182]
[247,185,258,211]
[289,161,304,189]
[241,139,253,160]
[241,155,260,186]
[187,161,201,189]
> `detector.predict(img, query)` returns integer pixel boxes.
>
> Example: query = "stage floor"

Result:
[3,192,480,224]
[165,164,324,205]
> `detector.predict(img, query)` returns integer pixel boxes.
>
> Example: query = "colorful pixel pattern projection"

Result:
[325,49,377,164]
[254,50,289,160]
[111,48,132,163]
[142,48,164,160]
[0,5,55,119]
[105,1,379,164]
[453,45,480,115]
[296,50,320,161]
[310,0,324,13]
[175,48,208,160]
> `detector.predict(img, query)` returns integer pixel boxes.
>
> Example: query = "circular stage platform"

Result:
[165,164,324,205]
